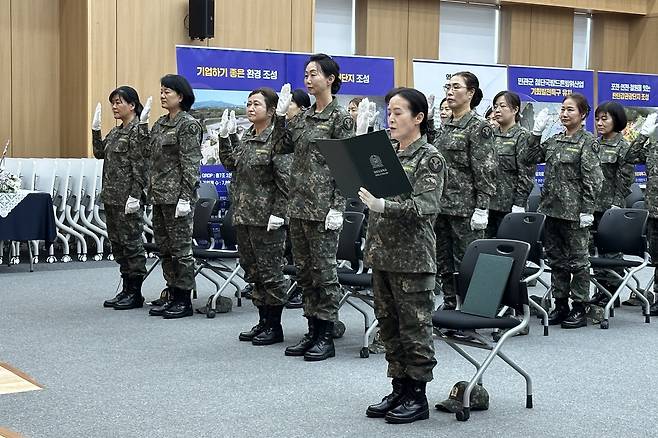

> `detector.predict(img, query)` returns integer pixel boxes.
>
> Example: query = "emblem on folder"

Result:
[370,154,389,177]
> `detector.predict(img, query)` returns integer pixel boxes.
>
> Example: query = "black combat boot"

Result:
[650,301,658,316]
[285,317,317,356]
[162,288,194,319]
[561,302,587,329]
[384,379,430,424]
[239,306,267,341]
[149,289,175,316]
[548,298,570,325]
[303,320,335,361]
[114,276,145,310]
[366,378,407,418]
[285,286,303,309]
[103,274,128,308]
[252,305,284,346]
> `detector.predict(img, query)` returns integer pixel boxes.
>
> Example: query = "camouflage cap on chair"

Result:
[435,381,489,413]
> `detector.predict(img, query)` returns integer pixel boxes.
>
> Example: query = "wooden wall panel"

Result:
[291,0,315,52]
[11,0,60,158]
[407,0,440,86]
[215,0,293,51]
[60,0,88,158]
[501,0,646,15]
[589,13,631,72]
[0,0,11,156]
[629,16,658,73]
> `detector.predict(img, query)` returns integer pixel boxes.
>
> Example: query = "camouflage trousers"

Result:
[545,217,590,303]
[485,209,508,239]
[435,214,484,308]
[235,225,288,307]
[152,204,196,291]
[289,218,341,322]
[590,211,623,292]
[372,270,437,383]
[105,204,146,278]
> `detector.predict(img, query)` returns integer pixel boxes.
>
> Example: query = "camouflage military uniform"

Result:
[590,133,635,292]
[277,100,354,322]
[525,128,603,303]
[364,136,445,382]
[625,134,658,292]
[217,122,291,306]
[143,111,202,291]
[92,117,147,278]
[485,124,535,238]
[432,111,497,308]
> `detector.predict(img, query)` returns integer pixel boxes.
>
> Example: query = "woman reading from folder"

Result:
[358,87,446,424]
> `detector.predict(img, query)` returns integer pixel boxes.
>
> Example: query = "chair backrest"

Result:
[4,158,22,178]
[345,198,366,214]
[34,159,58,195]
[526,194,540,213]
[192,198,217,241]
[67,159,84,210]
[632,200,646,210]
[625,183,644,208]
[594,208,648,257]
[198,182,219,201]
[18,158,36,190]
[336,212,365,269]
[219,207,238,248]
[495,212,546,265]
[457,239,530,314]
[81,158,99,212]
[53,159,71,212]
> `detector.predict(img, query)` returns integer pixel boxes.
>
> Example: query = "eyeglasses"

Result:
[443,84,466,92]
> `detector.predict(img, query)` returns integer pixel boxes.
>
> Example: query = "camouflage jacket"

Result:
[217,122,291,227]
[525,128,603,221]
[143,111,203,205]
[625,134,657,217]
[92,118,147,206]
[596,132,634,212]
[490,124,535,212]
[432,110,497,217]
[364,137,446,273]
[276,98,355,221]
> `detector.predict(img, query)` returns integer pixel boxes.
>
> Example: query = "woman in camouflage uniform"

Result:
[359,87,445,424]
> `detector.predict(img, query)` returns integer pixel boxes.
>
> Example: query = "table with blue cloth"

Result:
[0,191,56,271]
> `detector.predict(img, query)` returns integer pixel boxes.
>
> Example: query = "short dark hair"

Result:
[305,53,342,94]
[485,107,494,119]
[349,97,363,107]
[291,89,311,109]
[595,101,628,133]
[563,92,590,118]
[385,87,429,135]
[160,74,195,111]
[109,86,143,118]
[493,90,522,122]
[452,71,483,109]
[248,87,279,116]
[439,97,448,107]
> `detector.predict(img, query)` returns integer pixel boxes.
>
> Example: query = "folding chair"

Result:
[496,212,549,335]
[192,199,244,318]
[625,183,644,208]
[632,200,645,209]
[589,208,651,329]
[345,197,366,214]
[433,239,532,421]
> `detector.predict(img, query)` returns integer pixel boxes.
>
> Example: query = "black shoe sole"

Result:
[384,411,430,424]
[366,409,388,418]
[114,304,144,310]
[252,337,284,346]
[162,310,194,319]
[560,322,587,329]
[284,349,308,356]
[285,303,303,309]
[103,302,116,308]
[303,351,336,361]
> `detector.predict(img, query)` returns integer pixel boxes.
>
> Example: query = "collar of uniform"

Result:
[557,128,587,144]
[117,117,139,134]
[445,110,476,128]
[244,122,274,143]
[599,131,623,147]
[494,123,520,138]
[161,111,187,127]
[398,136,426,157]
[305,97,338,121]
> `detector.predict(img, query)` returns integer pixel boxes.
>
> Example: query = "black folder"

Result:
[317,130,413,198]
[460,254,514,318]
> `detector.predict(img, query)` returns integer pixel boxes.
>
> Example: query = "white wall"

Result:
[439,2,497,64]
[314,0,353,55]
[572,13,591,69]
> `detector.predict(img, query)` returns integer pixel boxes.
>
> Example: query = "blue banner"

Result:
[199,164,231,204]
[598,72,658,107]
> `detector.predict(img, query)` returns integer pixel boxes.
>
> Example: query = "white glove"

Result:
[427,94,436,120]
[139,96,152,124]
[218,109,230,138]
[640,113,658,137]
[611,205,621,209]
[579,213,594,228]
[175,199,191,218]
[356,98,370,135]
[358,187,385,213]
[325,208,343,231]
[208,128,219,143]
[470,208,489,231]
[228,110,237,135]
[92,102,101,131]
[532,108,550,136]
[124,196,141,214]
[267,214,285,231]
[276,83,292,116]
[511,205,525,213]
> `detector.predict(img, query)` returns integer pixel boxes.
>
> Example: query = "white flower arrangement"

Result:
[0,169,21,193]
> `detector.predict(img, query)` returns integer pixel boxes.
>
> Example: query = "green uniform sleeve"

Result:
[580,138,603,214]
[616,142,636,206]
[272,153,291,219]
[328,112,356,212]
[273,115,295,154]
[426,118,439,146]
[129,125,148,200]
[524,133,548,164]
[216,135,238,172]
[138,124,152,158]
[177,120,203,202]
[384,152,445,218]
[469,121,497,210]
[92,130,105,159]
[514,130,536,207]
[624,134,649,164]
